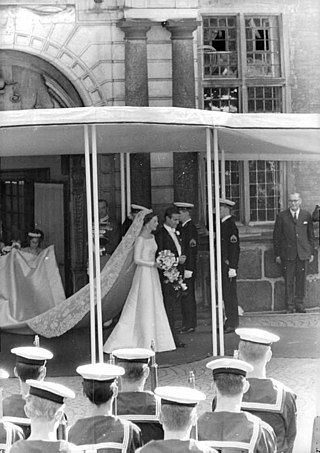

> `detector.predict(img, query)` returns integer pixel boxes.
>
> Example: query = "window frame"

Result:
[199,12,288,229]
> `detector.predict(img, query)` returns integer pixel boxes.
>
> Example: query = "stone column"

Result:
[165,19,200,212]
[118,19,152,207]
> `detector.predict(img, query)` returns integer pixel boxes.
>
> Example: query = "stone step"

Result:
[239,309,320,328]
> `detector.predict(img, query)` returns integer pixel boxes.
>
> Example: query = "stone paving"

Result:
[2,355,319,453]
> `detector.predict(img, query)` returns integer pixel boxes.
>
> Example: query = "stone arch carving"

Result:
[0,50,84,109]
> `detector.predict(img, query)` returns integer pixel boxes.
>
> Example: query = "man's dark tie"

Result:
[293,212,297,223]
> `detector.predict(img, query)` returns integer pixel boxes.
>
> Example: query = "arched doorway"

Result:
[0,50,84,295]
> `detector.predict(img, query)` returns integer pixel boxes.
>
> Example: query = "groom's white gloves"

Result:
[228,268,237,278]
[184,270,193,279]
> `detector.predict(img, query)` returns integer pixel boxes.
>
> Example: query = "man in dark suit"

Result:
[219,198,240,333]
[273,192,314,313]
[155,206,186,348]
[174,202,198,334]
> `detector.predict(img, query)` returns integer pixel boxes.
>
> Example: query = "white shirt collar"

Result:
[164,224,176,234]
[290,208,300,218]
[221,214,232,223]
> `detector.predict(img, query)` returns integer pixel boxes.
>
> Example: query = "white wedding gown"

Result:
[104,235,176,353]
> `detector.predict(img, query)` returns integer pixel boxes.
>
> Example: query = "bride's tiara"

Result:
[28,232,42,238]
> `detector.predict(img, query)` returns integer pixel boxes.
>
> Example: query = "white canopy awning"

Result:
[1,107,319,160]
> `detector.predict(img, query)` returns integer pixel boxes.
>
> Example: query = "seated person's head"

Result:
[82,379,116,407]
[15,362,46,383]
[24,394,64,425]
[117,362,149,386]
[24,380,74,428]
[112,348,155,390]
[238,340,271,365]
[155,386,205,437]
[236,328,279,366]
[206,358,253,400]
[160,404,196,432]
[77,363,125,407]
[213,372,248,397]
[11,346,53,384]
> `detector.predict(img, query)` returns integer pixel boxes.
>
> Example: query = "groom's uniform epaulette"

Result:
[117,391,163,444]
[241,377,297,453]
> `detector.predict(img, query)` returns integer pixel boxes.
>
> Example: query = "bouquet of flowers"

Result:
[156,250,187,293]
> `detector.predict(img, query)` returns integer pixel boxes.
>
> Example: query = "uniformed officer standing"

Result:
[136,386,217,453]
[68,363,142,452]
[197,358,276,453]
[219,198,240,333]
[236,328,297,453]
[3,346,53,438]
[9,380,76,453]
[174,202,198,333]
[112,348,164,444]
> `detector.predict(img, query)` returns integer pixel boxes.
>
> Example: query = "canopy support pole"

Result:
[84,125,96,364]
[221,149,225,199]
[126,154,131,215]
[206,128,217,356]
[213,128,225,356]
[91,125,104,363]
[120,154,126,223]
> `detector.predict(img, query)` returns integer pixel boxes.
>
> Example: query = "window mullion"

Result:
[238,13,247,112]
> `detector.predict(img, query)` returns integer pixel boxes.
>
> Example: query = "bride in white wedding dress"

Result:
[104,212,176,353]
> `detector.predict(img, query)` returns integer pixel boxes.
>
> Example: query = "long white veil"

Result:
[2,209,148,337]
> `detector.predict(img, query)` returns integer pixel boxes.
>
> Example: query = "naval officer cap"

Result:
[26,380,75,404]
[131,204,149,212]
[11,346,53,366]
[236,328,280,346]
[155,386,206,407]
[112,348,155,364]
[76,363,125,381]
[206,357,253,377]
[174,202,194,210]
[219,198,235,207]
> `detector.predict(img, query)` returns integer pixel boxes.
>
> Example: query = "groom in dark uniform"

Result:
[155,206,186,348]
[174,202,198,334]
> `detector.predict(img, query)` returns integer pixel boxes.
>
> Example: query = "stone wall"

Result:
[197,235,320,313]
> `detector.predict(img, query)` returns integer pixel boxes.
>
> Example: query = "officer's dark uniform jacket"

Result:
[241,378,297,453]
[117,391,164,444]
[68,415,142,453]
[221,216,240,270]
[198,411,276,453]
[137,439,217,452]
[0,420,24,452]
[178,219,198,276]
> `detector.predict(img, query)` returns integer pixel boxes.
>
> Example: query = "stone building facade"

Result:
[0,0,319,310]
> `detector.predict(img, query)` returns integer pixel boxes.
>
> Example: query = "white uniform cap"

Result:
[26,379,75,404]
[11,346,53,365]
[131,204,148,211]
[155,386,206,407]
[76,363,125,381]
[174,202,194,209]
[236,328,280,345]
[112,348,155,363]
[0,369,9,379]
[219,198,235,207]
[206,357,253,377]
